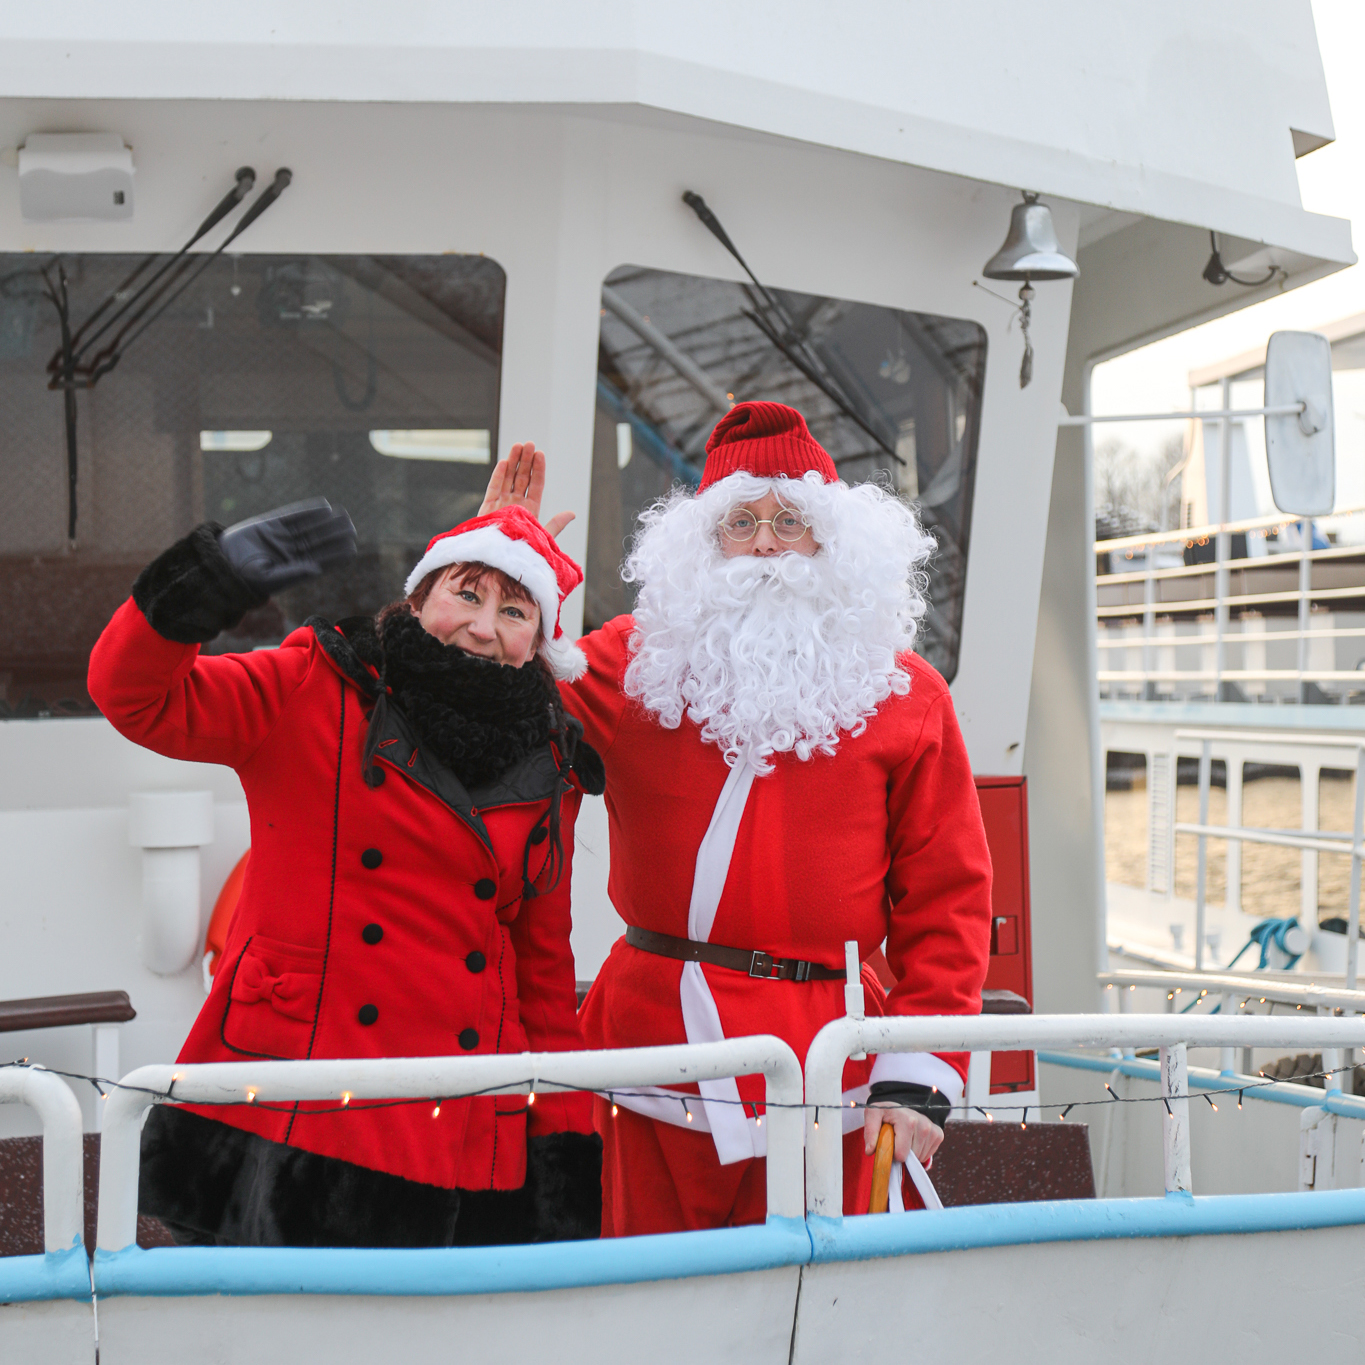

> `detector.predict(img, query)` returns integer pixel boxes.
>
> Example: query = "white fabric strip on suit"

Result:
[888,1152,943,1212]
[609,751,960,1181]
[611,758,760,1163]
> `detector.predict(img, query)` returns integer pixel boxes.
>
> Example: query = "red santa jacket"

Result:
[89,599,593,1191]
[561,617,992,1110]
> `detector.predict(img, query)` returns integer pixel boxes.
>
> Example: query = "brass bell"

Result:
[982,192,1078,281]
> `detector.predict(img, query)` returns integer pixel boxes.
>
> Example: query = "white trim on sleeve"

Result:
[868,1050,965,1110]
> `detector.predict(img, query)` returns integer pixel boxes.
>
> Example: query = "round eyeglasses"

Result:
[719,505,811,543]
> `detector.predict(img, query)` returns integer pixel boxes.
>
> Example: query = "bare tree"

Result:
[1095,432,1185,534]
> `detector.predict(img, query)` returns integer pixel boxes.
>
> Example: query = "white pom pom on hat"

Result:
[405,505,588,681]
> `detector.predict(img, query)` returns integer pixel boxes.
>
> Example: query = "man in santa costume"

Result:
[487,401,992,1234]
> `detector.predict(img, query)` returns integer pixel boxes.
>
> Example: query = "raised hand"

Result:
[219,498,358,597]
[479,442,575,539]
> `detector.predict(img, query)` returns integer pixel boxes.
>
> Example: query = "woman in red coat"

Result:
[87,490,604,1248]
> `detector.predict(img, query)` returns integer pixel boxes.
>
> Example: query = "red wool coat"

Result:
[561,617,992,1111]
[89,600,593,1191]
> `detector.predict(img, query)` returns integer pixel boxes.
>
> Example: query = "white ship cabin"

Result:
[1,5,1363,1363]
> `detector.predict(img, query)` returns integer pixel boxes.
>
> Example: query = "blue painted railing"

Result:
[8,1188,1365,1304]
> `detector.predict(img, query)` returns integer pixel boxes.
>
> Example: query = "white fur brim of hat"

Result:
[404,526,588,681]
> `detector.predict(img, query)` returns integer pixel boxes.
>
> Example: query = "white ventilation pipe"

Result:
[128,791,214,975]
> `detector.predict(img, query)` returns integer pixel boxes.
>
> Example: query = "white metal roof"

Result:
[0,0,1351,265]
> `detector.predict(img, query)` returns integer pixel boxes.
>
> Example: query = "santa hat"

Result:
[404,505,587,681]
[699,400,838,491]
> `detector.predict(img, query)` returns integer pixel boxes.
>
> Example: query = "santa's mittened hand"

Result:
[219,499,358,596]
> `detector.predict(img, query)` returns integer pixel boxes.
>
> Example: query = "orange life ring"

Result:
[203,850,250,988]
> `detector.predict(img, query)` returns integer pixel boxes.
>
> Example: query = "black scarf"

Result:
[348,612,558,791]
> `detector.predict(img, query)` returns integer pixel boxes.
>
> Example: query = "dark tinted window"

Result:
[587,266,985,681]
[0,254,503,716]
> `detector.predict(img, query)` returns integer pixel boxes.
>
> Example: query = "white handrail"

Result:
[1100,970,1365,1012]
[1094,504,1365,557]
[1062,404,1306,428]
[1173,728,1365,748]
[1168,731,1365,981]
[96,1038,805,1252]
[802,1014,1365,1218]
[0,1065,85,1253]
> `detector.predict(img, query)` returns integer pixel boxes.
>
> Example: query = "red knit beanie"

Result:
[699,401,837,490]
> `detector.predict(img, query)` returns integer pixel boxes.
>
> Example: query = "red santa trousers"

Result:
[594,1098,925,1235]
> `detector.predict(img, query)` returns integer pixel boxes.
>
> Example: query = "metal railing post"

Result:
[1213,379,1230,701]
[1348,745,1364,991]
[1143,548,1157,699]
[1298,520,1312,703]
[1224,753,1243,919]
[0,1065,84,1252]
[1160,1042,1192,1194]
[1302,760,1321,926]
[1195,739,1212,970]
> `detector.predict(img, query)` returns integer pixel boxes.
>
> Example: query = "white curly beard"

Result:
[621,471,934,773]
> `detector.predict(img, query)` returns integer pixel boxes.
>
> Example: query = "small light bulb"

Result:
[528,1091,536,1106]
[246,1088,257,1103]
[611,1104,619,1118]
[1210,1102,1218,1112]
[341,1092,351,1107]
[432,1103,441,1118]
[813,1117,820,1129]
[755,1114,762,1127]
[987,1113,995,1122]
[173,1072,185,1082]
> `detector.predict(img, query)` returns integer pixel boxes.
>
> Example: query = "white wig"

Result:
[622,471,935,770]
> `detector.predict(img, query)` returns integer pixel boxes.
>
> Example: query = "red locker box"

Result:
[864,776,1034,1093]
[975,776,1034,1092]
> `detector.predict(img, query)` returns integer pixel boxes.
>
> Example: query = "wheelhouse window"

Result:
[0,253,504,717]
[587,266,985,682]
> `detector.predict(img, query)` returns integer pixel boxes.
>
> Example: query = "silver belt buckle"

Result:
[748,951,779,979]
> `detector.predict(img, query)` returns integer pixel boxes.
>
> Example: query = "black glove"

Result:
[868,1081,951,1131]
[219,498,357,597]
[132,501,357,645]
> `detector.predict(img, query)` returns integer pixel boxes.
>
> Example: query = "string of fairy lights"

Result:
[4,1055,1359,1130]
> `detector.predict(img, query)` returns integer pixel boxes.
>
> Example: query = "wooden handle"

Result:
[868,1121,895,1214]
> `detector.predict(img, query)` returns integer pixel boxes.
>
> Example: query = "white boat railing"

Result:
[1172,728,1365,983]
[95,1037,805,1253]
[803,1013,1365,1218]
[0,1064,85,1253]
[1100,968,1365,1013]
[1094,505,1365,704]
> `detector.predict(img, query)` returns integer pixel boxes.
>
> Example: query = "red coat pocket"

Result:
[221,934,324,1058]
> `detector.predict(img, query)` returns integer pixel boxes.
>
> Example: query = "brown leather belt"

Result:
[625,925,845,982]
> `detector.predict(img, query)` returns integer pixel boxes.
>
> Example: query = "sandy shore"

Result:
[1105,774,1357,918]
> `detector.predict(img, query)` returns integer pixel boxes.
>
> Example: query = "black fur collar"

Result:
[348,612,558,792]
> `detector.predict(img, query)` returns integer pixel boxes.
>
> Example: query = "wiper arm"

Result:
[80,169,292,385]
[49,167,256,376]
[682,191,901,466]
